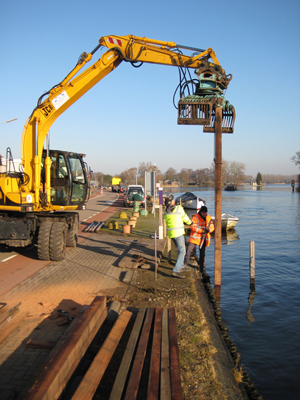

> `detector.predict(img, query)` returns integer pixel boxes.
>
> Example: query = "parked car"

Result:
[124,187,145,207]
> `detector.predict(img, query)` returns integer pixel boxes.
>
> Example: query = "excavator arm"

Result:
[20,34,232,210]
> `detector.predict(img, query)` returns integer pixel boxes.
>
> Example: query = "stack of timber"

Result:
[21,296,182,400]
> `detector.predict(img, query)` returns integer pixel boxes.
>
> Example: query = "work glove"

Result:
[203,227,209,233]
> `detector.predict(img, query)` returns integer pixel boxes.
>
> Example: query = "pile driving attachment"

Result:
[177,61,235,132]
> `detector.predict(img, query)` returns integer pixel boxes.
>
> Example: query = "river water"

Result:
[167,185,300,400]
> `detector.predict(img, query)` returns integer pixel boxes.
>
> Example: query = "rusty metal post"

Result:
[214,106,223,287]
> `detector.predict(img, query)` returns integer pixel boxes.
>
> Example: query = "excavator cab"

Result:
[41,150,89,207]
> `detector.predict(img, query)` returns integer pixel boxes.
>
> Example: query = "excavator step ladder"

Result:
[177,95,235,133]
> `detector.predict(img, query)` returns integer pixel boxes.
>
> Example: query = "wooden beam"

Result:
[214,106,223,286]
[160,308,171,400]
[147,308,162,400]
[72,309,132,400]
[0,307,20,331]
[0,302,21,325]
[169,308,182,400]
[26,338,56,350]
[109,308,146,400]
[0,311,28,345]
[124,308,155,400]
[23,296,107,400]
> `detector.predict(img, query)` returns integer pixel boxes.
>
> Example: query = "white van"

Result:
[127,185,144,193]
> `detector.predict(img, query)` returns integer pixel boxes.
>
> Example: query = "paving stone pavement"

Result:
[0,232,135,400]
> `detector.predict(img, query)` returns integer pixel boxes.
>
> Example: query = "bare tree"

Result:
[177,168,194,186]
[137,162,162,185]
[164,167,177,181]
[229,161,246,185]
[200,168,214,186]
[211,159,246,185]
[120,167,137,184]
[291,151,300,167]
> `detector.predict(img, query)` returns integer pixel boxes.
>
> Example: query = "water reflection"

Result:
[252,185,262,191]
[246,283,257,324]
[210,230,240,245]
[221,230,239,245]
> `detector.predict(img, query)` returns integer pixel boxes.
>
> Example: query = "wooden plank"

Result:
[169,308,183,400]
[0,307,20,330]
[26,338,56,350]
[109,308,146,400]
[160,308,171,400]
[23,296,107,400]
[0,302,21,325]
[0,311,28,345]
[124,308,155,400]
[72,309,132,400]
[147,307,162,400]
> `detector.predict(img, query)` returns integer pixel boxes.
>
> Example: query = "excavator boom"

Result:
[20,35,230,207]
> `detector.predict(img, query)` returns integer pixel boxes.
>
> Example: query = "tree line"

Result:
[92,160,247,187]
[91,151,300,190]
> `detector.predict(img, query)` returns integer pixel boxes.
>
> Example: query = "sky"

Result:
[1,0,300,177]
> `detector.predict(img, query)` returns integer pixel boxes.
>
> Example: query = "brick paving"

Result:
[0,231,136,400]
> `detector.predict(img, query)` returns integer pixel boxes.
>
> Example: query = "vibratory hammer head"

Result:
[177,62,235,133]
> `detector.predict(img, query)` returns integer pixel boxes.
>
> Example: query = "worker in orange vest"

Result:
[184,206,214,279]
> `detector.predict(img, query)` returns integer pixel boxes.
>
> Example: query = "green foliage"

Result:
[256,172,263,185]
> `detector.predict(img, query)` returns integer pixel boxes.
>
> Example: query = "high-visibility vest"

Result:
[164,205,192,239]
[189,214,214,247]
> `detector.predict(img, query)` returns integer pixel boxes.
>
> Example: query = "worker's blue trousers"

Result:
[171,235,186,273]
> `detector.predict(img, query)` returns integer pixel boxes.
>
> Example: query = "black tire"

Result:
[49,221,67,261]
[66,215,79,247]
[37,221,53,260]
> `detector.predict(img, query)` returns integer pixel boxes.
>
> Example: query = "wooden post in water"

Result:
[250,241,255,284]
[291,180,295,192]
[214,106,223,287]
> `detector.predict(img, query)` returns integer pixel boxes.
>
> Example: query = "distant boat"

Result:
[225,183,237,191]
[211,213,239,230]
[175,192,205,210]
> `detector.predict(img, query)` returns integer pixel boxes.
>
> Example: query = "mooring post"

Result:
[250,240,255,282]
[214,106,223,287]
[291,180,295,192]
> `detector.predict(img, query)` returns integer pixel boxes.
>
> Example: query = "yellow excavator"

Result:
[0,35,234,261]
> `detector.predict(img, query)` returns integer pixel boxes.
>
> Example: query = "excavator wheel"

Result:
[37,221,53,261]
[66,214,79,247]
[49,221,67,261]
